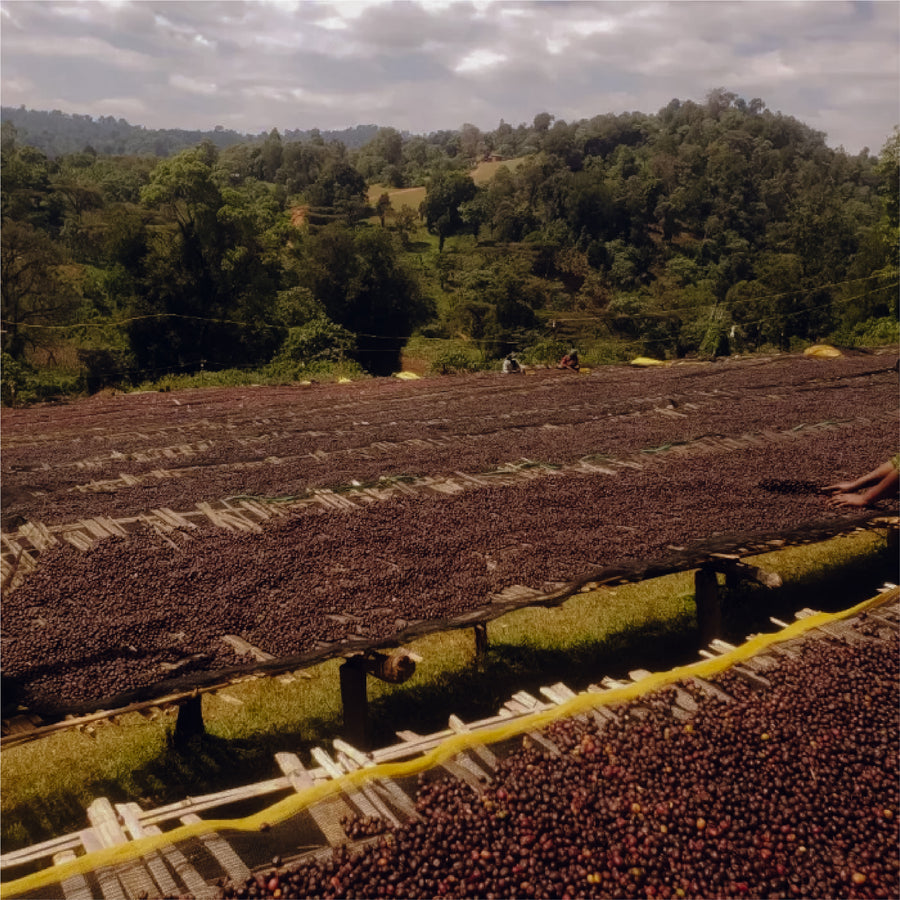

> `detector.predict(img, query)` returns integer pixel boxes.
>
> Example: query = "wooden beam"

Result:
[694,566,722,647]
[339,658,369,750]
[473,622,489,664]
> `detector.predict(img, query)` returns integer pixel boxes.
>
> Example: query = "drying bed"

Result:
[1,351,897,711]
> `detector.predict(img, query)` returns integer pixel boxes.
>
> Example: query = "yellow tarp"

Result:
[630,356,666,367]
[394,372,420,380]
[804,344,843,359]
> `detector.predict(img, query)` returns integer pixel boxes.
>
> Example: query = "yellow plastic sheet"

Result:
[803,344,843,359]
[630,356,666,367]
[3,587,895,899]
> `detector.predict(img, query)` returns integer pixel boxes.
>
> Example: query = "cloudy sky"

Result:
[2,0,898,153]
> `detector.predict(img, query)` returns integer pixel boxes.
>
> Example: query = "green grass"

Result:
[1,531,893,851]
[367,184,426,210]
[470,157,527,185]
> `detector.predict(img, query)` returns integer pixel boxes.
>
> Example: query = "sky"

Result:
[1,0,898,154]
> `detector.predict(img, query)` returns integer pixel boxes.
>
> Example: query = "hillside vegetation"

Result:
[1,91,897,403]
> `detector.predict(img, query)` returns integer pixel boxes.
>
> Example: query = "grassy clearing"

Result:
[1,530,893,850]
[471,158,527,185]
[367,185,427,210]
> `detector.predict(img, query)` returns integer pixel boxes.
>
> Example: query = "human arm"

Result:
[828,462,899,508]
[823,459,898,495]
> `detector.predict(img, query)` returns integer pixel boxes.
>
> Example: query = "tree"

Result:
[533,112,554,133]
[273,317,356,368]
[292,225,431,374]
[392,206,418,247]
[129,144,282,372]
[420,172,478,252]
[375,192,393,227]
[1,220,78,358]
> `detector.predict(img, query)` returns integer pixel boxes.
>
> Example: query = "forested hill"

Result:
[0,107,382,158]
[2,90,898,404]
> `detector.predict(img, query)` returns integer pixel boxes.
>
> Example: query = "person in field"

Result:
[502,353,522,374]
[557,348,580,371]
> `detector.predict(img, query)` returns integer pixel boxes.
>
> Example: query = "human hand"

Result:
[828,492,868,508]
[823,481,855,493]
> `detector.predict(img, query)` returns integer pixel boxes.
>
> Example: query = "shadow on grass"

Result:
[367,614,699,748]
[4,542,894,851]
[719,541,897,643]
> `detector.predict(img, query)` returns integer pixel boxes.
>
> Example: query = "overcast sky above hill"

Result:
[1,0,898,154]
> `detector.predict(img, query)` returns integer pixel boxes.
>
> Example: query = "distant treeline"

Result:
[0,106,385,158]
[2,90,897,404]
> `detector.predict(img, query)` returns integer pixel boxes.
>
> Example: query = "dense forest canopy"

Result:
[1,91,897,402]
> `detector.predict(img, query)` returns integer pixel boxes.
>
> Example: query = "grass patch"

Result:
[470,158,527,185]
[367,185,426,210]
[1,531,893,850]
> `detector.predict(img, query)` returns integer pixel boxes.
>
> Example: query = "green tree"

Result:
[291,225,431,374]
[420,172,479,251]
[392,206,418,247]
[1,220,79,358]
[128,143,282,373]
[273,317,356,368]
[375,192,392,227]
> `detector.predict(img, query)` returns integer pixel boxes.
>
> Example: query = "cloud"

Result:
[454,49,507,74]
[0,0,896,152]
[169,74,218,96]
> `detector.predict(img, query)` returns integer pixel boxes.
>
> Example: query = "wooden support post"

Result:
[173,694,204,746]
[887,522,899,558]
[340,658,369,750]
[695,566,722,648]
[473,622,488,665]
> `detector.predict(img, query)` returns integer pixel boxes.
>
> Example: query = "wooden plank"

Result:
[221,635,275,661]
[709,639,777,671]
[180,813,251,885]
[539,683,610,728]
[1,831,84,870]
[94,516,129,538]
[313,489,358,511]
[275,752,351,847]
[328,747,404,828]
[394,731,490,791]
[20,520,58,551]
[62,530,96,551]
[236,499,274,520]
[79,519,117,539]
[86,797,159,900]
[502,697,561,755]
[629,670,699,714]
[78,829,127,900]
[114,804,180,898]
[310,747,382,820]
[152,508,198,529]
[53,849,94,900]
[195,502,254,532]
[437,752,489,792]
[333,740,420,822]
[448,714,498,772]
[689,675,735,703]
